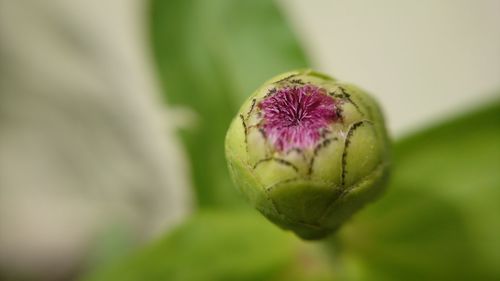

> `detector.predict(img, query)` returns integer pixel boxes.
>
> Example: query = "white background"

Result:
[280,0,500,136]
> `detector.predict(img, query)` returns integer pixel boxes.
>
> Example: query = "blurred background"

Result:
[0,0,499,280]
[282,0,500,135]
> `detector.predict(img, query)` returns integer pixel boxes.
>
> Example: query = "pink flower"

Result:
[258,85,338,151]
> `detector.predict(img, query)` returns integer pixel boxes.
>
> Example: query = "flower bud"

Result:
[225,70,390,239]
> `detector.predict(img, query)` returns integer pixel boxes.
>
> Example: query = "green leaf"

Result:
[81,211,299,281]
[151,0,308,207]
[334,99,500,281]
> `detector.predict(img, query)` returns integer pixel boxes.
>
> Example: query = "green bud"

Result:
[225,69,390,240]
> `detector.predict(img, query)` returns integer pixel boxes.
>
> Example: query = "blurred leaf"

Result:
[335,99,500,281]
[82,211,299,281]
[151,0,308,207]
